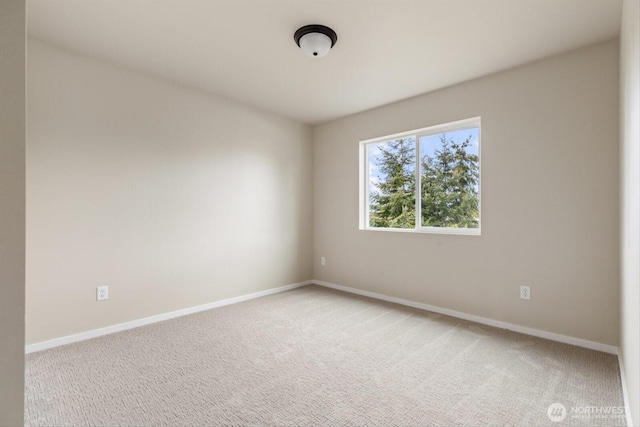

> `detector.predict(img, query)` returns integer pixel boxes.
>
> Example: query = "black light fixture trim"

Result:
[294,24,338,49]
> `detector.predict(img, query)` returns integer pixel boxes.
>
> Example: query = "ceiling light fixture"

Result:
[294,24,338,58]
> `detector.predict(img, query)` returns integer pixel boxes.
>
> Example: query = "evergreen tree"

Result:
[368,133,478,229]
[369,138,416,228]
[421,134,479,228]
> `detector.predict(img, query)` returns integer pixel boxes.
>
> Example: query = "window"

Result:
[359,117,480,235]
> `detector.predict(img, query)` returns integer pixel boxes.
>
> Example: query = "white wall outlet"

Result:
[520,286,531,300]
[97,285,108,301]
[320,257,326,266]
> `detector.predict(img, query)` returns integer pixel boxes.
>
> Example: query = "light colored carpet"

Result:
[25,285,626,426]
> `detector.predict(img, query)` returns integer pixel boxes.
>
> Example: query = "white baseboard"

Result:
[25,280,312,354]
[617,349,636,427]
[26,278,619,357]
[312,280,618,355]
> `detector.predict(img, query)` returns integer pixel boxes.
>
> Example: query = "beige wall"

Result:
[313,40,620,346]
[26,39,313,344]
[620,0,639,423]
[0,0,26,424]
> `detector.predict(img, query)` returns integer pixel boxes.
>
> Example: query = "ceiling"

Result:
[27,0,623,125]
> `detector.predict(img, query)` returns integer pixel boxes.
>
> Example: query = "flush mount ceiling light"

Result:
[294,24,338,58]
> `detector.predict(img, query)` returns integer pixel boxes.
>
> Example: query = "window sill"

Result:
[360,227,481,236]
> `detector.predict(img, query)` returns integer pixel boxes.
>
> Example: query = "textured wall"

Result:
[26,39,313,344]
[313,40,620,346]
[0,0,26,424]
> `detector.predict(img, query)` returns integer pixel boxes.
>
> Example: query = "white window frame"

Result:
[359,117,481,236]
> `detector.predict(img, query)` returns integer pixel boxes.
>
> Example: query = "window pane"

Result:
[420,128,479,228]
[368,137,416,229]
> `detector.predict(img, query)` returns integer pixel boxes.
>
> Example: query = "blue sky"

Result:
[420,128,479,159]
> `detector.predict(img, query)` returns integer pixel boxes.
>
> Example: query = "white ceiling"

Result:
[27,0,622,125]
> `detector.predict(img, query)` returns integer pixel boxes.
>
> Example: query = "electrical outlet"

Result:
[520,286,530,300]
[97,286,108,301]
[320,257,326,266]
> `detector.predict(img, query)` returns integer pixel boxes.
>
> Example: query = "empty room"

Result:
[1,0,639,425]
